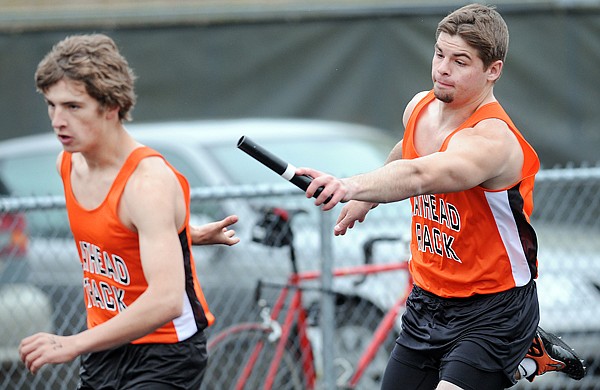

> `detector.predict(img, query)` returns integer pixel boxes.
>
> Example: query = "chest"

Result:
[70,168,120,210]
[412,107,460,156]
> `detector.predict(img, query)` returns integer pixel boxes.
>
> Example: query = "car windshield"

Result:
[210,138,393,185]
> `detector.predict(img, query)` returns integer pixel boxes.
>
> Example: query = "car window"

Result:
[211,138,393,185]
[151,148,208,189]
[0,151,70,238]
[0,152,62,197]
[145,145,228,221]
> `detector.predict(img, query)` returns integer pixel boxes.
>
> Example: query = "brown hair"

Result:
[436,3,509,69]
[35,34,137,121]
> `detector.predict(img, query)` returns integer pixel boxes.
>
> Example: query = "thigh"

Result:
[131,383,182,390]
[440,360,505,390]
[381,343,439,390]
[80,331,207,390]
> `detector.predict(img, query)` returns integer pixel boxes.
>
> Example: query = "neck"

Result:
[436,88,496,127]
[81,125,140,171]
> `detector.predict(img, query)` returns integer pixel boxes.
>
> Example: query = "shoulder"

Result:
[55,151,64,174]
[119,155,181,209]
[402,90,431,127]
[467,117,515,143]
[450,118,520,157]
[119,155,183,227]
[128,155,178,192]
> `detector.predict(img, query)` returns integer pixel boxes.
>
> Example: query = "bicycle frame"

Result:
[253,260,412,390]
[207,208,413,390]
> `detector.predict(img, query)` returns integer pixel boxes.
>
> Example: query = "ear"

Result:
[487,60,503,82]
[104,105,121,120]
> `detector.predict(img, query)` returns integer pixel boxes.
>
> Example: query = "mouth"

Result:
[57,134,73,145]
[435,80,453,88]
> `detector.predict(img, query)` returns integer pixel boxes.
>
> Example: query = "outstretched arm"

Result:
[297,117,524,232]
[298,92,424,235]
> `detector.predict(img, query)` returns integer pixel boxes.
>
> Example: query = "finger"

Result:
[334,219,348,234]
[334,224,347,236]
[220,215,239,228]
[320,191,345,211]
[305,178,322,199]
[24,347,43,372]
[295,167,319,177]
[335,209,346,222]
[333,213,357,235]
[19,334,44,361]
[29,354,45,374]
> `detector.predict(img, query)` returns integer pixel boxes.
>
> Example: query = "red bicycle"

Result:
[203,207,413,390]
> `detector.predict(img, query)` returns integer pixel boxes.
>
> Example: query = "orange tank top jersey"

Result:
[60,146,214,344]
[403,90,540,297]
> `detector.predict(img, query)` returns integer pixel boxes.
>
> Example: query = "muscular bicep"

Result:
[414,120,524,193]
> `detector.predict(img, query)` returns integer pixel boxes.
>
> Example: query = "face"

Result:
[44,79,112,154]
[431,32,501,105]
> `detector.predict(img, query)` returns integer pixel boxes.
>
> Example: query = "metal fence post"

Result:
[319,210,336,390]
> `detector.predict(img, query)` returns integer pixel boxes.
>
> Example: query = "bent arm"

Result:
[74,160,187,352]
[20,159,189,373]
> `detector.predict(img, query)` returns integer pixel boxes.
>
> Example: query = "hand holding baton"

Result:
[237,136,330,203]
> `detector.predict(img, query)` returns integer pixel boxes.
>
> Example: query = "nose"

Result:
[435,57,451,76]
[50,106,66,129]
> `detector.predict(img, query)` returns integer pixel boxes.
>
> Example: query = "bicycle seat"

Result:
[251,207,305,248]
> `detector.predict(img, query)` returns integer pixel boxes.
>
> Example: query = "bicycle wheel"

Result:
[333,300,397,390]
[204,323,307,390]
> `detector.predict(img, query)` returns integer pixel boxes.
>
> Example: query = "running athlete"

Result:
[296,4,585,390]
[18,34,239,389]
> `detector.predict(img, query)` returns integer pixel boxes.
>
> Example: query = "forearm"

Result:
[343,159,424,204]
[71,288,181,354]
[364,141,403,208]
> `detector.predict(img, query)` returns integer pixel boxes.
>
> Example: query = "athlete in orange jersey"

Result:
[19,34,239,389]
[297,4,585,390]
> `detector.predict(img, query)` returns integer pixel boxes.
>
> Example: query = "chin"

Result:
[434,90,454,104]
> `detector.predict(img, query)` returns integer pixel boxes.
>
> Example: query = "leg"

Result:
[380,344,439,390]
[131,383,181,390]
[522,326,586,382]
[436,381,463,390]
[439,360,505,390]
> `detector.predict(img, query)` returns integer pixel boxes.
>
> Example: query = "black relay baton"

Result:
[237,136,330,203]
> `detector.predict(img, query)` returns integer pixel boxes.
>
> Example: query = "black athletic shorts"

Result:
[78,330,207,390]
[391,280,539,388]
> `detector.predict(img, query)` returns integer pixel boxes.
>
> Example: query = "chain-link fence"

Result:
[1,166,599,390]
